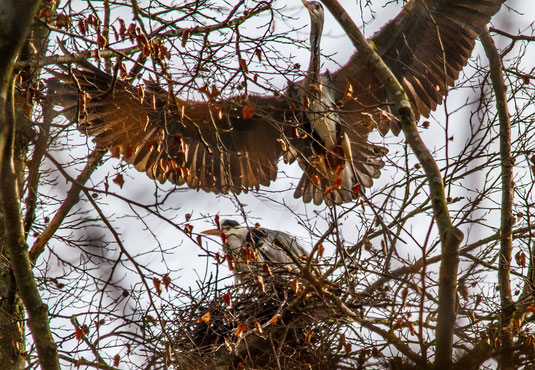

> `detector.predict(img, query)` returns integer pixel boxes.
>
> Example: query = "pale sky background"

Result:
[34,1,534,365]
[39,0,533,287]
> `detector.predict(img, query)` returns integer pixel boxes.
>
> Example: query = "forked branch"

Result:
[321,0,463,366]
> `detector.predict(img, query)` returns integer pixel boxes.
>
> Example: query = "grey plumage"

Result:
[287,1,387,205]
[203,219,310,279]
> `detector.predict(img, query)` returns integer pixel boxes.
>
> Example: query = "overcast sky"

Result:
[40,0,534,298]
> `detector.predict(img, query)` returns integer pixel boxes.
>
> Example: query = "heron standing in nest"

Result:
[202,219,311,280]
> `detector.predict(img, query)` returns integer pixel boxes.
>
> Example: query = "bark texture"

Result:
[480,27,515,369]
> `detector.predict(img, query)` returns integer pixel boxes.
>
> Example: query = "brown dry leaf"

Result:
[39,8,54,19]
[56,14,71,29]
[290,279,304,295]
[257,275,266,293]
[139,113,150,131]
[239,58,249,74]
[223,292,232,307]
[162,274,171,290]
[211,85,221,98]
[242,104,255,119]
[255,48,262,62]
[481,332,490,346]
[317,244,324,258]
[305,331,313,344]
[214,106,223,120]
[269,315,279,325]
[75,327,84,341]
[112,174,125,188]
[226,254,235,271]
[361,235,372,251]
[302,95,310,110]
[235,323,248,337]
[119,62,128,79]
[78,19,87,36]
[184,224,193,235]
[224,337,233,352]
[240,245,257,263]
[197,312,211,324]
[137,85,145,103]
[97,33,108,49]
[255,320,263,334]
[515,250,527,267]
[526,304,535,314]
[371,347,382,358]
[111,25,120,42]
[152,278,162,296]
[458,280,469,300]
[277,138,287,152]
[127,23,136,39]
[118,18,126,38]
[181,30,190,47]
[344,81,354,101]
[401,287,408,306]
[113,354,120,367]
[263,263,273,277]
[513,317,522,330]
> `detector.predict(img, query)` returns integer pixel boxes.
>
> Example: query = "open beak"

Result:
[302,0,313,11]
[201,228,221,235]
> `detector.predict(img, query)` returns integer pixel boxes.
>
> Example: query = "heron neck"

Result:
[307,21,322,83]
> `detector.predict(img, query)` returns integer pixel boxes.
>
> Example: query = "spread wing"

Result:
[46,0,504,199]
[48,63,288,194]
[331,0,504,135]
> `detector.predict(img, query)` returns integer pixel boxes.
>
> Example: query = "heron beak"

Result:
[302,0,313,12]
[201,228,221,235]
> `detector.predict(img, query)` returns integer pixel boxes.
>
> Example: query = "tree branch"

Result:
[480,27,515,368]
[0,0,61,368]
[320,0,463,366]
[29,146,106,263]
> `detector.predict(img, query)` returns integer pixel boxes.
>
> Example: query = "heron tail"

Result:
[293,140,387,206]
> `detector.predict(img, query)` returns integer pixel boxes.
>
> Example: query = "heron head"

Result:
[202,219,242,236]
[302,0,324,25]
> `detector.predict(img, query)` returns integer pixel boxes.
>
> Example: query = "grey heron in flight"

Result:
[48,0,504,204]
[287,0,387,205]
[202,219,310,278]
